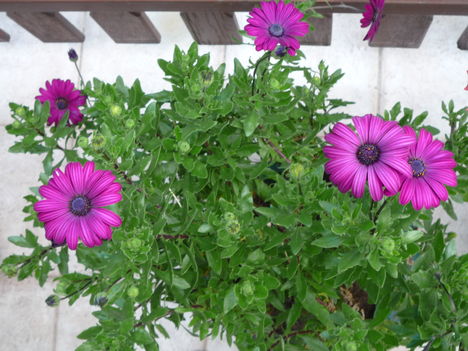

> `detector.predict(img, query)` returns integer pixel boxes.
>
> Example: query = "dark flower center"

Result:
[70,195,91,216]
[409,158,425,177]
[55,97,68,110]
[269,24,284,37]
[356,144,380,165]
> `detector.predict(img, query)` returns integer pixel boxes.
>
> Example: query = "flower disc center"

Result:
[409,158,425,177]
[70,196,91,216]
[269,24,284,37]
[357,144,380,165]
[55,97,68,110]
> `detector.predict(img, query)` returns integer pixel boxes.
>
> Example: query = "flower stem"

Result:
[263,138,291,164]
[74,61,85,90]
[251,52,271,96]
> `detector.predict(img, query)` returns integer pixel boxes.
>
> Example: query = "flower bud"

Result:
[45,294,60,307]
[274,45,287,57]
[94,293,108,306]
[127,285,139,299]
[226,220,240,235]
[381,238,395,254]
[241,281,254,296]
[12,121,21,129]
[127,238,142,251]
[109,104,122,117]
[125,119,135,129]
[178,141,190,154]
[1,264,17,278]
[68,48,78,62]
[289,163,305,179]
[15,107,26,117]
[91,134,106,150]
[200,71,213,86]
[77,136,88,148]
[270,79,281,90]
[343,342,357,351]
[223,212,237,222]
[312,76,321,85]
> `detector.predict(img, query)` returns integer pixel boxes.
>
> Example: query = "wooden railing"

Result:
[0,0,467,49]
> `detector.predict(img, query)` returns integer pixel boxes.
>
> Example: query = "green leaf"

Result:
[77,326,102,340]
[8,234,36,248]
[299,290,332,328]
[172,275,191,290]
[242,113,259,137]
[134,329,154,345]
[338,251,362,273]
[312,235,342,248]
[401,230,423,244]
[223,286,238,314]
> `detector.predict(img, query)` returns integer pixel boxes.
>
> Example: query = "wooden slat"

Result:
[0,1,467,16]
[180,11,241,45]
[0,28,10,42]
[369,15,433,48]
[457,26,468,50]
[301,14,332,46]
[90,11,161,43]
[6,12,84,42]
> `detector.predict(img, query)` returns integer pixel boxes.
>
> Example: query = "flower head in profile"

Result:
[360,0,385,41]
[67,48,78,62]
[35,79,86,126]
[245,0,309,56]
[399,127,457,210]
[324,115,414,201]
[34,162,122,250]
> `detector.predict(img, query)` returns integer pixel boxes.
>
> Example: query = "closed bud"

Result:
[200,71,213,86]
[127,238,142,251]
[178,141,190,154]
[77,136,88,148]
[270,79,281,90]
[12,120,21,129]
[312,76,321,85]
[125,119,135,129]
[274,45,287,57]
[381,238,395,254]
[1,264,17,278]
[127,285,139,299]
[45,294,60,307]
[226,220,240,235]
[289,163,305,179]
[109,104,122,117]
[343,342,357,351]
[15,107,26,117]
[241,281,254,296]
[223,212,237,222]
[68,48,78,62]
[91,134,106,150]
[94,293,108,306]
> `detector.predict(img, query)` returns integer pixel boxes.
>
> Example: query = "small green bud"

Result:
[381,238,395,254]
[15,107,26,117]
[226,220,240,235]
[178,141,190,154]
[447,232,457,240]
[109,104,122,117]
[77,136,88,148]
[200,71,213,86]
[127,238,142,251]
[125,119,135,128]
[12,120,21,129]
[127,286,139,299]
[1,264,17,278]
[270,79,281,90]
[45,294,60,307]
[289,163,305,179]
[91,134,106,150]
[241,281,254,296]
[103,96,113,105]
[312,76,321,85]
[223,212,237,222]
[343,341,357,351]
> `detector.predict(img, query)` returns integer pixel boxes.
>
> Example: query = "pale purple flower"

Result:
[36,79,86,126]
[324,114,414,201]
[245,0,309,56]
[34,162,122,250]
[360,0,385,41]
[399,127,457,210]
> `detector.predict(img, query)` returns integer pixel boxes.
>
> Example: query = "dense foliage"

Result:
[2,43,467,351]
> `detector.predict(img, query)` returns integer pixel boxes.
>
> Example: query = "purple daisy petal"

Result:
[361,0,385,41]
[35,161,122,250]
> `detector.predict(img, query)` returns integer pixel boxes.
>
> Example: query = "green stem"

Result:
[251,52,271,96]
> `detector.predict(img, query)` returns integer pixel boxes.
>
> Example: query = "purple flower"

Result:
[324,115,414,201]
[399,127,457,210]
[245,0,309,56]
[35,79,86,126]
[34,162,122,250]
[360,0,385,41]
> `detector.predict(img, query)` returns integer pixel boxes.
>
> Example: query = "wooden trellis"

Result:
[0,0,467,49]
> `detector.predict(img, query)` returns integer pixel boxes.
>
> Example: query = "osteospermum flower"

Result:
[324,115,414,201]
[245,0,309,56]
[360,0,385,41]
[399,127,457,210]
[34,162,122,250]
[36,79,86,126]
